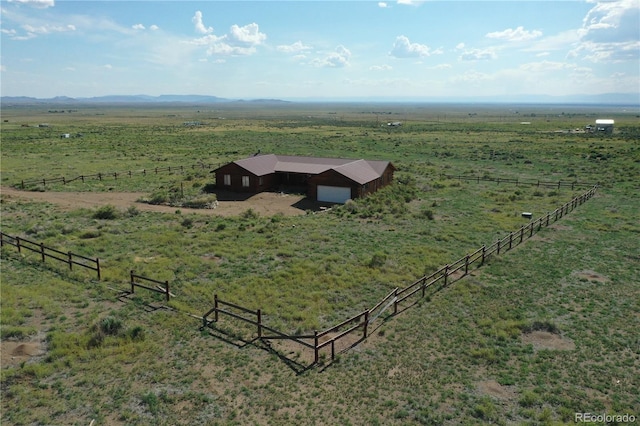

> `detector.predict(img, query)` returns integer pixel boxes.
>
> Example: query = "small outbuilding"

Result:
[213,154,395,203]
[595,119,614,134]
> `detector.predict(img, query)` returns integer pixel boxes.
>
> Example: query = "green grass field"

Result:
[1,102,639,425]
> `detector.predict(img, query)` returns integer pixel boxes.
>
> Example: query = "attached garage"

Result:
[317,185,352,203]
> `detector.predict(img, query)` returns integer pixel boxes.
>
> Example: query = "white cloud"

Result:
[486,26,542,42]
[103,64,113,70]
[228,23,266,46]
[277,41,312,54]
[571,0,640,62]
[455,42,465,50]
[192,11,213,34]
[311,45,351,68]
[22,23,75,34]
[459,48,497,61]
[370,64,393,71]
[519,60,580,73]
[8,0,54,9]
[397,0,424,6]
[132,24,145,30]
[390,35,434,58]
[149,25,159,31]
[190,22,266,57]
[0,65,7,72]
[378,2,389,8]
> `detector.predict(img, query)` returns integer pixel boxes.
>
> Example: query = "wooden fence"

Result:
[129,270,172,302]
[0,232,101,280]
[440,174,598,190]
[2,183,598,368]
[200,184,598,365]
[18,162,219,189]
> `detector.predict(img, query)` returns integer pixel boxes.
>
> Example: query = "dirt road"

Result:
[0,186,309,217]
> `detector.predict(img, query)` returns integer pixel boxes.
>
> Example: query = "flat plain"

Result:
[1,102,639,425]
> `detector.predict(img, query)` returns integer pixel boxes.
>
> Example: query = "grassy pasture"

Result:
[1,102,639,425]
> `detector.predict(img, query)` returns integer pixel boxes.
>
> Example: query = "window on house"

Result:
[242,176,250,187]
[223,174,231,186]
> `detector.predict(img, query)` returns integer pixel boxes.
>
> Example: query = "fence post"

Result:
[165,280,170,302]
[40,243,46,263]
[16,236,21,253]
[464,255,470,275]
[331,340,336,361]
[96,258,101,280]
[508,233,513,250]
[257,309,262,338]
[529,222,534,237]
[481,245,486,265]
[363,311,369,338]
[314,331,319,364]
[68,252,73,271]
[21,180,24,189]
[520,226,524,243]
[98,173,102,181]
[393,288,398,314]
[497,239,501,255]
[130,270,135,294]
[443,264,449,286]
[81,175,85,183]
[546,213,550,226]
[62,177,66,185]
[214,294,219,322]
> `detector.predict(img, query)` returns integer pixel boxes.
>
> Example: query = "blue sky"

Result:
[1,0,639,100]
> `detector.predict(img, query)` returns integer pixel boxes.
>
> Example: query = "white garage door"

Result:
[317,185,352,203]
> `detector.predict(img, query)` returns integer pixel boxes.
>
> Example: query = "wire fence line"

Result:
[16,162,221,189]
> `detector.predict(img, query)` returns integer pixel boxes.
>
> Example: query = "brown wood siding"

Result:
[214,163,271,193]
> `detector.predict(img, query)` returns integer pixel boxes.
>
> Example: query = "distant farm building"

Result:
[589,119,614,134]
[213,154,395,203]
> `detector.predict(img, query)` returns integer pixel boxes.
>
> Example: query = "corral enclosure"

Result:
[1,102,639,425]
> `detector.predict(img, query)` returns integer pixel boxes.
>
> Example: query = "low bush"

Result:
[93,205,118,220]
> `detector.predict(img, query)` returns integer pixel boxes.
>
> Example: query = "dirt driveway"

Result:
[0,187,311,217]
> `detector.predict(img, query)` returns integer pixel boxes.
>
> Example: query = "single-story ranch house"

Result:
[213,154,395,203]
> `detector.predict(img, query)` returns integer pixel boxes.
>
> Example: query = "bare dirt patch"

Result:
[1,336,46,368]
[1,186,308,217]
[573,270,609,283]
[477,380,516,400]
[521,331,575,351]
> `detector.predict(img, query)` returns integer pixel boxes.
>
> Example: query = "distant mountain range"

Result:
[1,93,638,106]
[0,94,291,105]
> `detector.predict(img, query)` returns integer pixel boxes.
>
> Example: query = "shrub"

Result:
[147,190,170,205]
[99,316,123,336]
[182,194,218,209]
[128,326,146,342]
[368,252,387,268]
[93,205,118,220]
[202,183,217,193]
[242,208,259,219]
